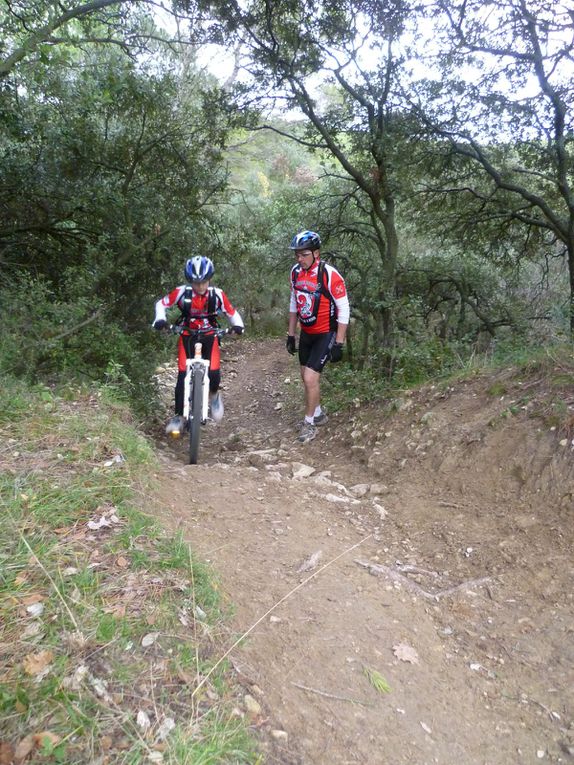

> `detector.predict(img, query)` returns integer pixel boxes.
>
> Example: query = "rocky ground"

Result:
[148,337,574,765]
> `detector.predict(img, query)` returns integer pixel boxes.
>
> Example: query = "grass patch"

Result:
[326,341,574,426]
[0,377,258,764]
[486,381,507,397]
[321,363,392,413]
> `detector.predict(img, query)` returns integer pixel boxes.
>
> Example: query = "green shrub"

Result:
[0,276,163,418]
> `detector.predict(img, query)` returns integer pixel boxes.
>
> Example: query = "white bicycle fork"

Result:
[182,342,210,423]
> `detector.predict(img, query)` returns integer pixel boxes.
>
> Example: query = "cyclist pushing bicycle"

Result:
[152,256,244,437]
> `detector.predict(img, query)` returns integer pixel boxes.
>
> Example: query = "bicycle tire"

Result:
[188,366,204,465]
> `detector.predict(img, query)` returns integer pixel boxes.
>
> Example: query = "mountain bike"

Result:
[171,325,233,465]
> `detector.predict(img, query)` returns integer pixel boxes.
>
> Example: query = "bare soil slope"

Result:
[150,338,574,765]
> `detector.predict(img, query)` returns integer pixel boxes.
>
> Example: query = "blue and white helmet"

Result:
[185,255,214,282]
[289,230,321,251]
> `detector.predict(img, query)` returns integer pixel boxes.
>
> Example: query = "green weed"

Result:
[363,667,392,695]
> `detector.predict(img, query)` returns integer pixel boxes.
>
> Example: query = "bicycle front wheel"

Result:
[189,366,204,465]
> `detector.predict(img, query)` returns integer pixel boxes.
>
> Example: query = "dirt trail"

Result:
[150,338,574,765]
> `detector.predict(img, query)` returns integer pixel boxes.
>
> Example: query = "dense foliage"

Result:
[0,7,244,410]
[0,0,572,414]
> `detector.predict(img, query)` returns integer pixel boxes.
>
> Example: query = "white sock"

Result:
[305,415,314,425]
[314,406,322,417]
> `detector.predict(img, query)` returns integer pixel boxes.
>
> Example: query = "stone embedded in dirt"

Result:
[372,503,387,519]
[243,694,261,718]
[291,463,316,479]
[247,450,278,467]
[393,643,419,664]
[323,493,352,504]
[297,550,322,572]
[313,473,335,485]
[271,730,288,742]
[350,483,370,497]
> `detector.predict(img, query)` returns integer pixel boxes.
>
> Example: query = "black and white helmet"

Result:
[185,255,214,282]
[289,230,321,251]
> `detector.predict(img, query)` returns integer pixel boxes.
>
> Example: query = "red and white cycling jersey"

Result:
[289,260,349,334]
[153,285,243,332]
[153,284,244,374]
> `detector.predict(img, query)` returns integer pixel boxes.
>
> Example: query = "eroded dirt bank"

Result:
[149,337,574,765]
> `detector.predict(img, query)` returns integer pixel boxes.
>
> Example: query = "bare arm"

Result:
[288,310,299,335]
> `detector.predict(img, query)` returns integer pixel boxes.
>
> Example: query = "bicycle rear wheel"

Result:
[189,366,204,465]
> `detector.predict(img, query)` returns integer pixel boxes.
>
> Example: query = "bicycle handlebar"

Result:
[169,324,234,339]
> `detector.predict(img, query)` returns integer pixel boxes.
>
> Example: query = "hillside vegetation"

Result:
[0,380,257,764]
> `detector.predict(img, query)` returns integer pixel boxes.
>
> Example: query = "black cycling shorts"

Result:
[298,331,335,373]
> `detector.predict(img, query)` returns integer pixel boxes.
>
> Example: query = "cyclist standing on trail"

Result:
[152,256,244,437]
[286,230,350,443]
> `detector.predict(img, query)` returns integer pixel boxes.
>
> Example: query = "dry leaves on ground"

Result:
[22,650,54,677]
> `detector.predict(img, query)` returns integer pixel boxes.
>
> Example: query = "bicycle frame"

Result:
[171,325,231,464]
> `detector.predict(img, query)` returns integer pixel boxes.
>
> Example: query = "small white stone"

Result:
[136,709,151,731]
[26,603,44,617]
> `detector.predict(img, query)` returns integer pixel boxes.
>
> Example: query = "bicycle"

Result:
[170,324,234,465]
